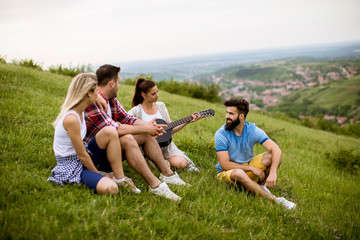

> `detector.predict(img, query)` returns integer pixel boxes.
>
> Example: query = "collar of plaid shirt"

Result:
[96,90,136,126]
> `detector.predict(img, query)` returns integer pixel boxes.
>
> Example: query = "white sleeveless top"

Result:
[141,108,163,122]
[53,110,87,157]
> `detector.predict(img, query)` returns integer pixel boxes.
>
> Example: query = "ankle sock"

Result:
[115,177,126,182]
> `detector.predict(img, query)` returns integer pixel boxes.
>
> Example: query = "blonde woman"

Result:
[48,73,140,195]
[128,78,201,172]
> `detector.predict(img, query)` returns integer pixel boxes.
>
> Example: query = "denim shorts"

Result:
[87,136,112,172]
[80,137,111,192]
[80,169,104,193]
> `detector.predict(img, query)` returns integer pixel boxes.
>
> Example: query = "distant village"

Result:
[190,64,358,126]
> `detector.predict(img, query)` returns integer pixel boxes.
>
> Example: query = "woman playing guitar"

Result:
[128,78,203,172]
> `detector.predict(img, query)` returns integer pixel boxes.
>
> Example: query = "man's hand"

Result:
[250,166,265,181]
[265,172,277,188]
[144,118,166,137]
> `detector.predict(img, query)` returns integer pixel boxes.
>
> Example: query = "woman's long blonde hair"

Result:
[53,73,97,128]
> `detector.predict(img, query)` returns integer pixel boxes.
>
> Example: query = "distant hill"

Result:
[234,66,292,81]
[193,56,360,113]
[117,41,360,81]
[269,75,360,120]
[196,56,360,83]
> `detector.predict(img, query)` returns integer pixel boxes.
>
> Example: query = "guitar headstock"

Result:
[198,109,215,118]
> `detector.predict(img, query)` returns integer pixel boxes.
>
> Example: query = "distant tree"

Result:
[13,59,43,71]
[300,118,313,128]
[344,122,360,137]
[49,64,93,77]
[124,77,221,103]
[123,77,136,85]
[251,98,264,108]
[0,56,6,64]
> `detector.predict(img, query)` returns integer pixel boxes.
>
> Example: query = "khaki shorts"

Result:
[217,153,267,184]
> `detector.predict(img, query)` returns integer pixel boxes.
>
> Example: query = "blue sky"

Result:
[0,0,359,68]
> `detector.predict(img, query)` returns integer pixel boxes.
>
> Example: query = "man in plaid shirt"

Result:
[84,64,186,201]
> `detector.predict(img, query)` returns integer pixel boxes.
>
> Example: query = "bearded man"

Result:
[214,98,296,210]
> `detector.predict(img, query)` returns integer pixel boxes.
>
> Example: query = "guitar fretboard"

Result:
[164,115,193,131]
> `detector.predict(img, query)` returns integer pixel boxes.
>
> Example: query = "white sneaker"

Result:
[159,172,186,185]
[276,197,296,210]
[186,165,200,173]
[149,182,182,201]
[261,184,274,196]
[112,176,141,194]
[186,158,200,172]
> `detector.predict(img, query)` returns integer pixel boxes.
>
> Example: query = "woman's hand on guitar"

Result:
[190,112,204,123]
[145,118,166,137]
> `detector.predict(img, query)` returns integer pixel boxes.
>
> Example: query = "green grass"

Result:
[271,75,360,120]
[291,76,360,108]
[1,62,360,239]
[234,66,293,82]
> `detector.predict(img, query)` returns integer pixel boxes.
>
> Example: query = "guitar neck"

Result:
[164,115,193,131]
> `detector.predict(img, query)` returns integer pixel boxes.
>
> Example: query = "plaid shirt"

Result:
[84,91,137,143]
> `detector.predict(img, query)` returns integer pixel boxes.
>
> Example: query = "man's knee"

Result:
[230,169,249,182]
[136,133,153,143]
[261,152,272,166]
[119,134,138,149]
[101,126,118,138]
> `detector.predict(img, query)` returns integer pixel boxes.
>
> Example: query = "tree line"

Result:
[123,76,221,103]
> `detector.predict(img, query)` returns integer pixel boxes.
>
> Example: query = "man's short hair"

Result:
[224,98,249,118]
[96,64,121,86]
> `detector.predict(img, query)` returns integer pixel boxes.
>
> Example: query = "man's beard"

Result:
[225,118,240,131]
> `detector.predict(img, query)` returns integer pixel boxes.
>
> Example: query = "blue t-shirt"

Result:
[214,121,269,173]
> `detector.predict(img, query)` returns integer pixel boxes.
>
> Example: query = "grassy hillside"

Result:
[1,63,360,239]
[207,64,294,83]
[271,76,360,119]
[208,57,360,83]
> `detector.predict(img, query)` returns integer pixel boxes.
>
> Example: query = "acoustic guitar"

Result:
[156,109,215,147]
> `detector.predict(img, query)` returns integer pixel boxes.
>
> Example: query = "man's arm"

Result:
[262,139,282,188]
[217,151,265,181]
[119,118,166,137]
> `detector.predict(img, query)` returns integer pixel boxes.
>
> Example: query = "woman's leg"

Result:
[93,127,141,193]
[81,169,118,195]
[96,177,119,195]
[95,126,124,179]
[167,155,188,169]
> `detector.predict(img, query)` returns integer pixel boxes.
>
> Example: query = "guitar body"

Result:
[156,118,172,147]
[155,109,215,147]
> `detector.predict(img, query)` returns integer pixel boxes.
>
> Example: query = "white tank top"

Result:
[53,110,87,157]
[141,108,163,122]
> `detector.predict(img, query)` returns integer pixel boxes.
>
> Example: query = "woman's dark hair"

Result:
[132,77,156,107]
[224,98,249,118]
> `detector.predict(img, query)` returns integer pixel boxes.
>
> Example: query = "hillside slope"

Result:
[1,63,360,239]
[271,75,360,119]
